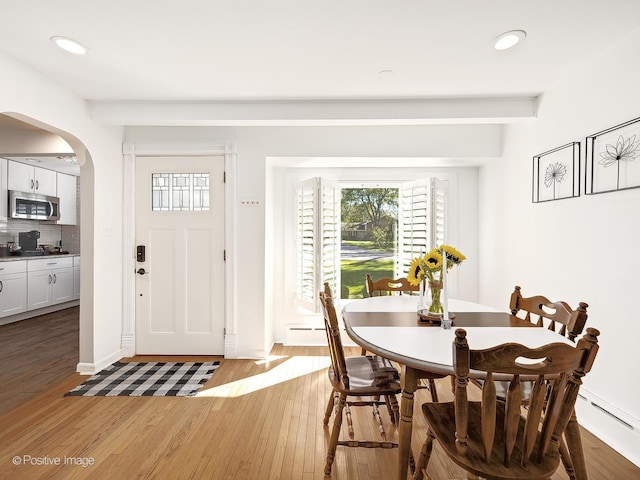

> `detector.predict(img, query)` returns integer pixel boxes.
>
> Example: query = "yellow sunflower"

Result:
[407,245,465,285]
[441,245,466,265]
[423,250,442,272]
[407,256,425,286]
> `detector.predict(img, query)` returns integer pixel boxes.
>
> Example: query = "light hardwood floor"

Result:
[0,309,638,479]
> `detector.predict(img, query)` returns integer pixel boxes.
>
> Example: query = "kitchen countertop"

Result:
[0,253,80,262]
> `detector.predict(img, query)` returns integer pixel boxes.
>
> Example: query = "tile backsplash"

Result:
[61,224,80,253]
[0,220,80,253]
[0,219,62,248]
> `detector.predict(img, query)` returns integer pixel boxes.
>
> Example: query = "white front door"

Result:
[135,156,225,354]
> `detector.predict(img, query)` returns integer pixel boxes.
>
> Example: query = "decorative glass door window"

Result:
[151,173,210,211]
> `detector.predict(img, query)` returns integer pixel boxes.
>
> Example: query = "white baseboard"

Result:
[76,350,123,375]
[575,389,640,467]
[224,333,238,358]
[235,347,269,359]
[121,333,135,357]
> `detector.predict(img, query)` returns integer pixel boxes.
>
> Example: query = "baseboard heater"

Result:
[285,324,354,346]
[578,392,636,431]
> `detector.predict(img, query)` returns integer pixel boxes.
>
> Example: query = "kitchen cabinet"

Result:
[57,173,77,225]
[8,161,57,196]
[0,260,27,318]
[27,257,74,310]
[51,266,74,304]
[73,256,80,299]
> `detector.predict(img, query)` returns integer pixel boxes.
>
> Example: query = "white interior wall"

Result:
[125,125,500,358]
[0,50,124,373]
[479,29,640,465]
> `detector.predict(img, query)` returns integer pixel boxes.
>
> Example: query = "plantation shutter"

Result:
[398,178,446,276]
[295,178,317,310]
[295,177,339,312]
[398,179,430,277]
[320,180,340,303]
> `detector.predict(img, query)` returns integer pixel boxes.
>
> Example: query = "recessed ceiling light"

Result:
[378,69,395,80]
[51,36,87,55]
[493,30,526,50]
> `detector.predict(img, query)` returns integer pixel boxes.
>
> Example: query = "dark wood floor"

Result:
[0,307,79,416]
[1,308,638,479]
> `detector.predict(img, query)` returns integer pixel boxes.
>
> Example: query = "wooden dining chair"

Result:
[362,275,442,401]
[510,286,589,342]
[476,287,590,395]
[362,274,416,356]
[508,286,591,479]
[319,291,403,477]
[366,273,419,297]
[413,327,601,480]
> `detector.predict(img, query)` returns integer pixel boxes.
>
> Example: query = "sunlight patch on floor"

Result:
[254,354,288,365]
[196,355,330,398]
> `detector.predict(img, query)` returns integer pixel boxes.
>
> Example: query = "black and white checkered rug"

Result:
[64,361,220,397]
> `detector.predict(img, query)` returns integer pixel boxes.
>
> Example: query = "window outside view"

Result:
[340,188,398,299]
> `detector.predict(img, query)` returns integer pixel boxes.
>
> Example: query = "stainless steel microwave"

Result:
[9,190,60,221]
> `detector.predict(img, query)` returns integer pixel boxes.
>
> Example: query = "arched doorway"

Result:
[0,113,93,399]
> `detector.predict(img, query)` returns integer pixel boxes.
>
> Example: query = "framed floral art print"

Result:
[532,142,580,203]
[585,116,640,194]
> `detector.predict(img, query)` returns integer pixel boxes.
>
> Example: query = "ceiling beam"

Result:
[88,97,537,127]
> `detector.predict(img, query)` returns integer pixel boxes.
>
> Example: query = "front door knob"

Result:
[136,268,148,275]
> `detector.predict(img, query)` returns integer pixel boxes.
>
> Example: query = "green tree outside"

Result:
[341,188,398,228]
[341,188,398,298]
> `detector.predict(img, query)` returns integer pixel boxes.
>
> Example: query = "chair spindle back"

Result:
[453,327,600,470]
[510,285,588,342]
[319,292,349,389]
[366,274,418,297]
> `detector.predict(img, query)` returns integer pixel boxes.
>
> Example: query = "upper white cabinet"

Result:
[57,173,77,225]
[8,161,57,197]
[38,168,58,196]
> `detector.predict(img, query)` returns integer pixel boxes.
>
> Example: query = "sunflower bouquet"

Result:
[407,245,466,314]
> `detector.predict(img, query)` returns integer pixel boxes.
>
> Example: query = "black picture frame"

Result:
[585,116,640,195]
[532,142,580,203]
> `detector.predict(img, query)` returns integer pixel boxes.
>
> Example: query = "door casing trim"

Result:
[121,143,237,358]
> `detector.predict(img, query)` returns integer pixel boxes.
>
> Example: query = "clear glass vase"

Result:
[418,280,427,310]
[428,280,444,315]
